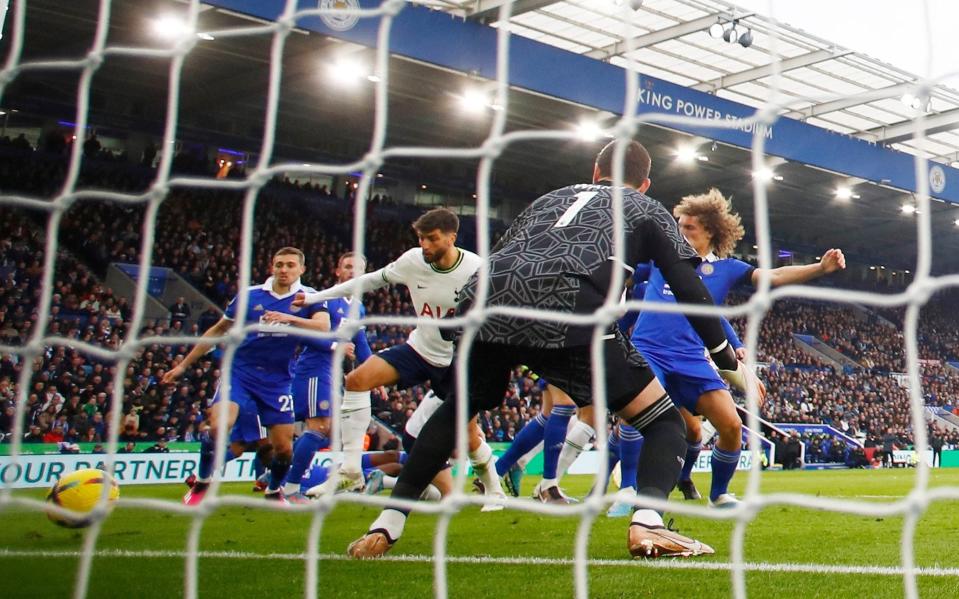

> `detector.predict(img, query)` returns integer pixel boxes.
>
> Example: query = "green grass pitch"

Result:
[3,469,959,598]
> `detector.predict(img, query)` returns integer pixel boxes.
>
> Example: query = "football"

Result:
[45,468,120,528]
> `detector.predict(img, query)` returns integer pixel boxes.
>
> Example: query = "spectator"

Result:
[169,296,190,324]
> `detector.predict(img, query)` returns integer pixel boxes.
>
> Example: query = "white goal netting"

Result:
[1,1,957,599]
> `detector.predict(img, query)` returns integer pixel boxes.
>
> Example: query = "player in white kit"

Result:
[295,208,506,507]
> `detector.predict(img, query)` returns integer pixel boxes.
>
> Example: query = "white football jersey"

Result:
[381,247,481,366]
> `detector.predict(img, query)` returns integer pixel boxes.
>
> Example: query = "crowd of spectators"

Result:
[4,143,959,457]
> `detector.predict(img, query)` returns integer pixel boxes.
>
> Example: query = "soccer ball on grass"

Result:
[45,468,120,528]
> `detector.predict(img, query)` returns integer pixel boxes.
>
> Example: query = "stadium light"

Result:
[723,23,738,44]
[708,21,725,38]
[834,186,860,200]
[738,29,754,48]
[150,15,193,40]
[954,218,959,227]
[753,167,781,183]
[576,119,604,142]
[459,88,489,114]
[197,32,215,41]
[675,143,700,164]
[901,204,916,214]
[328,57,368,86]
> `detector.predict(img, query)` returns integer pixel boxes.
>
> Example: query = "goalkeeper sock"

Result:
[626,394,686,505]
[542,405,575,480]
[369,508,406,542]
[679,440,702,482]
[495,412,546,476]
[710,447,741,501]
[556,420,594,483]
[283,429,329,495]
[618,424,644,491]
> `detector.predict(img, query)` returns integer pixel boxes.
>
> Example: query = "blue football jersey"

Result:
[223,279,320,383]
[631,255,753,353]
[294,296,372,377]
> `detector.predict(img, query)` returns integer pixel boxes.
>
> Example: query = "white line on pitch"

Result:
[2,548,959,578]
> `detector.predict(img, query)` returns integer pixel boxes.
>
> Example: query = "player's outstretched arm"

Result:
[262,309,331,332]
[160,317,232,384]
[293,270,389,306]
[752,248,846,287]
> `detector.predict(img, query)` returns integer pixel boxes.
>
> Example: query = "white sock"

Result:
[468,441,493,470]
[369,508,407,541]
[340,405,371,475]
[382,475,397,489]
[419,484,441,501]
[631,508,663,528]
[470,441,505,496]
[282,481,300,495]
[342,390,371,411]
[556,421,594,484]
[540,477,557,488]
[517,441,543,470]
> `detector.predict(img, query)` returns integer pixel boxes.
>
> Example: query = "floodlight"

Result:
[901,204,916,214]
[723,25,738,44]
[709,21,725,38]
[835,186,852,200]
[328,58,367,85]
[675,144,698,164]
[738,29,753,48]
[459,88,489,114]
[576,120,603,142]
[151,15,192,40]
[753,166,774,182]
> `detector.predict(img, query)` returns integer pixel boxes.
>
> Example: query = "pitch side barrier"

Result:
[205,0,959,205]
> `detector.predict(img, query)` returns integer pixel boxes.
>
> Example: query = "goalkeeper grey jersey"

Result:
[460,183,697,348]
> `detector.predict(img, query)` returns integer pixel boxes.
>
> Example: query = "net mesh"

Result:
[0,1,955,598]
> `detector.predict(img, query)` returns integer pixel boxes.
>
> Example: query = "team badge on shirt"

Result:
[700,263,714,276]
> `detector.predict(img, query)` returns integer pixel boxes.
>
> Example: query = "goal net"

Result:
[0,1,954,599]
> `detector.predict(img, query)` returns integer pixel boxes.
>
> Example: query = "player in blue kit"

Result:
[281,252,373,501]
[162,247,327,505]
[629,188,845,507]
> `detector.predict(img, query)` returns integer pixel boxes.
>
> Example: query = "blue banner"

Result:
[204,0,959,204]
[116,263,168,298]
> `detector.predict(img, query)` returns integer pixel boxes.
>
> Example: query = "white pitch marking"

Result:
[2,548,959,578]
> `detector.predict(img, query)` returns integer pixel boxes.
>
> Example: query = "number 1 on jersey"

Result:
[554,191,598,228]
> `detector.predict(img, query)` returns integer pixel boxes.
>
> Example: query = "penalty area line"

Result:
[1,548,958,577]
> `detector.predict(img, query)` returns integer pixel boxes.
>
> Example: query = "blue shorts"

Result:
[229,411,266,444]
[211,368,294,427]
[641,346,727,414]
[378,343,448,395]
[292,374,334,421]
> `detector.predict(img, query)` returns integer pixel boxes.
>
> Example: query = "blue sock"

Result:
[398,451,408,465]
[618,425,644,491]
[496,413,547,476]
[542,406,575,480]
[253,454,265,479]
[198,436,235,481]
[606,430,621,479]
[680,441,702,481]
[361,453,374,471]
[268,455,292,492]
[710,447,741,501]
[285,430,329,490]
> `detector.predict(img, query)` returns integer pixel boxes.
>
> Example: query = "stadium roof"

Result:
[5,0,959,274]
[437,0,959,167]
